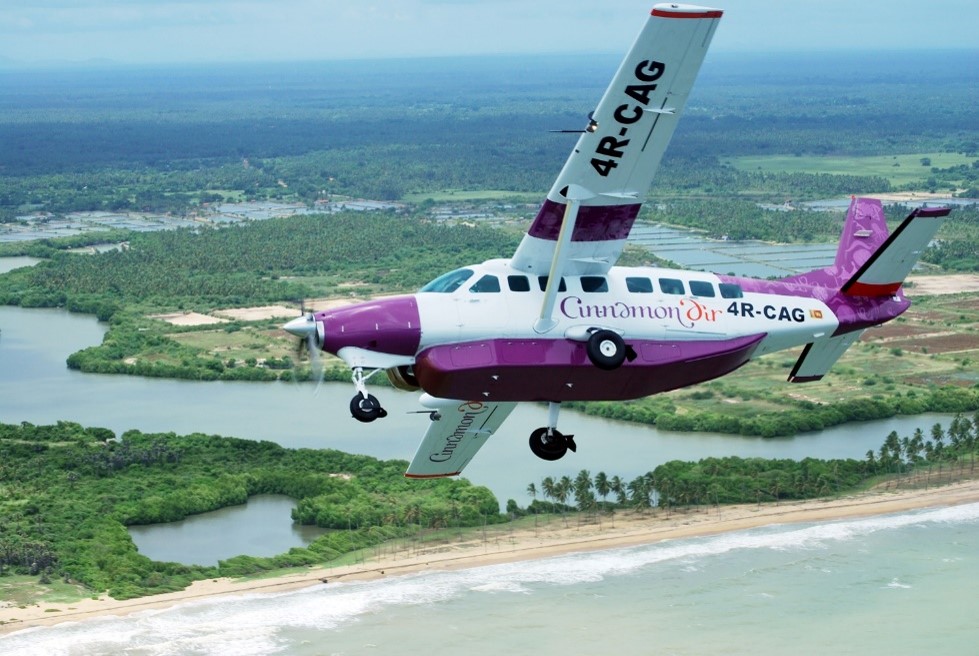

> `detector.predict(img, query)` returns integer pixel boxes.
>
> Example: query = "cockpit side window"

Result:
[420,268,474,293]
[469,274,501,293]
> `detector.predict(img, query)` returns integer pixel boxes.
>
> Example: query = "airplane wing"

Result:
[511,4,722,279]
[404,400,517,478]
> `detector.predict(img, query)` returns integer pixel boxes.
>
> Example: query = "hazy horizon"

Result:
[2,0,977,69]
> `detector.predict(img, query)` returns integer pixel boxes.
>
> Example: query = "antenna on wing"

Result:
[549,111,599,134]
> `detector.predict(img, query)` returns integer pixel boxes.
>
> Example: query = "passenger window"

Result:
[469,275,501,293]
[659,278,685,295]
[719,283,744,299]
[581,276,608,293]
[689,281,716,298]
[507,275,531,292]
[538,276,567,292]
[626,277,653,293]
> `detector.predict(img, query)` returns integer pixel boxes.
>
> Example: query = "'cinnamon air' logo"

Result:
[559,296,722,329]
[428,402,488,463]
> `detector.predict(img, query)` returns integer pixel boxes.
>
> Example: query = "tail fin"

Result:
[784,197,951,293]
[839,201,951,296]
[786,197,950,383]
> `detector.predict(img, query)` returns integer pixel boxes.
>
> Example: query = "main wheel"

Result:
[350,393,385,423]
[529,427,569,461]
[586,329,626,370]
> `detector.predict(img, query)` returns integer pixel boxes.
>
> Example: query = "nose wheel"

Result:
[349,367,388,423]
[350,392,387,423]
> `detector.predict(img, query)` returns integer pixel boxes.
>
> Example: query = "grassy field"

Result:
[0,576,92,611]
[721,152,977,187]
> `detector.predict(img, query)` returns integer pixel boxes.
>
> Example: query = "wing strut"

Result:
[534,184,594,333]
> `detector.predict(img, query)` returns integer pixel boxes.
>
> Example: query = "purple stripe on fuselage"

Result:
[414,334,764,402]
[527,199,641,242]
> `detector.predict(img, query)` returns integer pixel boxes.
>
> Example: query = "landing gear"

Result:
[528,401,577,461]
[586,329,626,370]
[350,393,387,423]
[529,427,577,461]
[349,367,388,423]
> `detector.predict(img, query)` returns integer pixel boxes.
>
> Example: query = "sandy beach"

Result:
[3,479,978,636]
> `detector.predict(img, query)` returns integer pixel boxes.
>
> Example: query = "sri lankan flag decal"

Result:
[810,309,824,319]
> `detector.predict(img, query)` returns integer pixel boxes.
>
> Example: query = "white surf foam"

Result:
[4,502,976,655]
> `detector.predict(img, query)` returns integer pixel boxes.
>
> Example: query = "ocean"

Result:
[3,502,977,656]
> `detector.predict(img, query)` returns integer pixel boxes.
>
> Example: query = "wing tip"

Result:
[404,471,460,479]
[651,4,723,19]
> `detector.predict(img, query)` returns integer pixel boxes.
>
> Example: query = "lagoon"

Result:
[0,303,952,510]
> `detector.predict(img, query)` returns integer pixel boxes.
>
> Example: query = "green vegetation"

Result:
[525,413,979,513]
[0,421,502,600]
[3,415,975,605]
[722,152,977,187]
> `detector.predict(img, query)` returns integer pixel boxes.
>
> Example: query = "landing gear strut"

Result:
[349,367,388,423]
[528,402,576,461]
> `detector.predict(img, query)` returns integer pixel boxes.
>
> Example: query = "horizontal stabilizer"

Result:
[841,205,950,297]
[405,400,516,478]
[788,331,864,383]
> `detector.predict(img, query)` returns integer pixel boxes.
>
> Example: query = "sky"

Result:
[1,0,977,68]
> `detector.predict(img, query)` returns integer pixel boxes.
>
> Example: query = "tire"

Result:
[528,427,568,461]
[586,330,626,370]
[350,393,384,423]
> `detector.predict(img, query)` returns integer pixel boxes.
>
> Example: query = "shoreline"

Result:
[4,479,979,636]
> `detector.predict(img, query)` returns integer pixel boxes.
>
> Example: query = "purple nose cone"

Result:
[320,295,421,357]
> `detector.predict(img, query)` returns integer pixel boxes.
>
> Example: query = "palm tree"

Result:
[556,476,572,507]
[610,475,627,505]
[573,469,594,511]
[594,471,610,507]
[628,475,650,512]
[541,477,556,505]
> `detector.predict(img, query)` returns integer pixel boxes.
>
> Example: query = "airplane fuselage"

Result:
[311,257,907,403]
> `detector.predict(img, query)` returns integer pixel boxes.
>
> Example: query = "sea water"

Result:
[4,502,977,656]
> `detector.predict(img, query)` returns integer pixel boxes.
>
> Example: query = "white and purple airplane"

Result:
[284,4,950,478]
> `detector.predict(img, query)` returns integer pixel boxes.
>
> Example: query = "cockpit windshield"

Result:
[419,268,475,293]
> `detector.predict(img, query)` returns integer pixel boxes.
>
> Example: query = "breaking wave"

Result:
[4,502,977,656]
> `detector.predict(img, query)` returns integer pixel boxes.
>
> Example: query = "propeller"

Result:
[283,303,325,390]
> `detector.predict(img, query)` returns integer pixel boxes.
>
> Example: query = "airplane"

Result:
[284,3,950,479]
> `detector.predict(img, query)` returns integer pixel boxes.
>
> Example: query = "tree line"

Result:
[522,413,979,514]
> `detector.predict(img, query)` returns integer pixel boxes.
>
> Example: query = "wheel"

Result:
[529,427,569,461]
[350,393,384,423]
[586,330,626,370]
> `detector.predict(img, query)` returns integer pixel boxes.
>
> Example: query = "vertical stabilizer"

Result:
[833,197,890,280]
